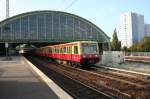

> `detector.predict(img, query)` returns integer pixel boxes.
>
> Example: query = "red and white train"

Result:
[34,41,100,68]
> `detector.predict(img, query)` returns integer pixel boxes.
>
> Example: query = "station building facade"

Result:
[0,10,110,44]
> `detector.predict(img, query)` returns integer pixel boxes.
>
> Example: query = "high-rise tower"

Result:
[145,24,150,36]
[120,12,145,48]
[6,0,9,18]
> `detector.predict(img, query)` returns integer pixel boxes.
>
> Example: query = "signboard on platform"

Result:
[5,43,8,48]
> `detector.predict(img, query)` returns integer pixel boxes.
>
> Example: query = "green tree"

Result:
[111,29,121,51]
[129,43,139,52]
[118,41,121,51]
[129,36,150,52]
[139,36,150,51]
[122,46,128,51]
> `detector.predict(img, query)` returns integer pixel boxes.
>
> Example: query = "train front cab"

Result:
[78,41,100,66]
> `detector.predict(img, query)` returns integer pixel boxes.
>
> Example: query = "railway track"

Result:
[51,65,150,99]
[26,55,150,99]
[94,65,150,79]
[90,66,150,86]
[25,55,113,99]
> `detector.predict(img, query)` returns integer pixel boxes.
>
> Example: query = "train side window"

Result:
[42,49,44,53]
[46,48,48,53]
[58,48,60,54]
[44,49,45,53]
[68,46,70,53]
[58,48,59,53]
[74,46,78,54]
[52,48,54,53]
[60,48,63,54]
[55,48,57,53]
[53,48,54,53]
[45,49,47,53]
[49,48,52,54]
[67,47,69,53]
[66,47,68,53]
[69,46,71,54]
[64,47,66,53]
[47,49,49,53]
[44,49,46,53]
[70,46,72,54]
[56,48,59,53]
[57,48,58,53]
[56,48,58,53]
[70,46,73,54]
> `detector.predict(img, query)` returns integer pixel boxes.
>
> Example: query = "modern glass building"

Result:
[0,10,110,43]
[120,12,145,48]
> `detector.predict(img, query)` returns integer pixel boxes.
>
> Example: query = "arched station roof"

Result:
[0,10,110,43]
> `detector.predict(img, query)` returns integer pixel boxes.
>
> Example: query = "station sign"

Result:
[5,43,9,48]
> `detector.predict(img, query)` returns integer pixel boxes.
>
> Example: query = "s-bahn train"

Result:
[34,41,100,68]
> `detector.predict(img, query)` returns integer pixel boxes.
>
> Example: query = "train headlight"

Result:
[82,55,86,58]
[95,54,98,57]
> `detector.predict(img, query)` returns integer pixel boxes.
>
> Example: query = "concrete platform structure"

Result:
[0,56,72,99]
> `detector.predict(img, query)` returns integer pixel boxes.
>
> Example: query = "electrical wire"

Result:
[64,0,78,11]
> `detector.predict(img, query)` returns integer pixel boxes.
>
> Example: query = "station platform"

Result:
[0,56,72,99]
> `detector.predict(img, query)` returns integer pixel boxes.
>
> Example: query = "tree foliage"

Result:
[129,36,150,52]
[139,36,150,51]
[122,46,128,51]
[111,29,121,51]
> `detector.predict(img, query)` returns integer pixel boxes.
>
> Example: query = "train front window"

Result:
[82,43,97,54]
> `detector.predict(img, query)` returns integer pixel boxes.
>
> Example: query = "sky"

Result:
[0,0,150,38]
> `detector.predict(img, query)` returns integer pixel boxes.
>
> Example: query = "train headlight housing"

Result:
[82,55,86,58]
[95,54,98,57]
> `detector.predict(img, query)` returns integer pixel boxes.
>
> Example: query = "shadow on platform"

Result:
[0,80,59,99]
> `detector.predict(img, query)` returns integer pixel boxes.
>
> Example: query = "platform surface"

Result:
[0,56,59,99]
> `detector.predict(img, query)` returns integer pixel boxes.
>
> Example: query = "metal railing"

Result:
[125,52,150,56]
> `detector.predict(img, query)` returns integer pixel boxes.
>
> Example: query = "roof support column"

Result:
[52,14,54,39]
[73,17,75,40]
[44,15,46,39]
[36,16,38,40]
[59,15,61,40]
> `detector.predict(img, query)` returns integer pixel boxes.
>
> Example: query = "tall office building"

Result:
[145,24,150,36]
[120,12,145,48]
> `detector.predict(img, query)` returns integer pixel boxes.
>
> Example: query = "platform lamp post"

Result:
[5,0,11,59]
[3,25,11,59]
[5,42,8,58]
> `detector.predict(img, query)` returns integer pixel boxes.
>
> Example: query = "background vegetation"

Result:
[111,29,150,52]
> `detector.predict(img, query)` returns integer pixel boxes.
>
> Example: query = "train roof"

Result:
[49,41,97,47]
[39,41,98,49]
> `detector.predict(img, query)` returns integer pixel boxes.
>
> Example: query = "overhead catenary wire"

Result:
[64,0,78,11]
[57,0,66,11]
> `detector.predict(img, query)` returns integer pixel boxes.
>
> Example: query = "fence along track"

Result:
[125,56,150,63]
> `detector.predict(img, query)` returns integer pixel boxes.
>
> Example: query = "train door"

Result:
[72,45,80,62]
[68,46,72,60]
